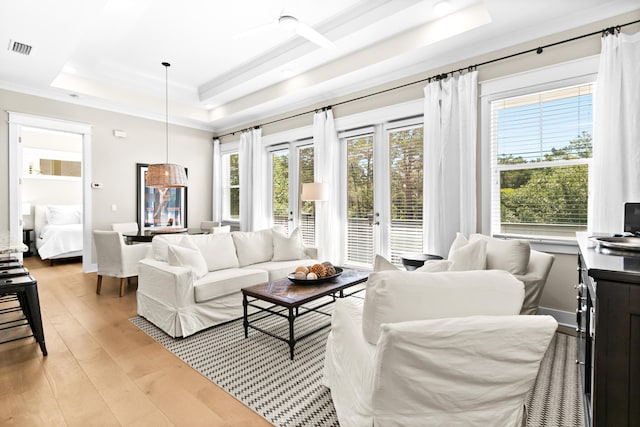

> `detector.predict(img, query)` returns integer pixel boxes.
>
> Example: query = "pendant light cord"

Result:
[162,61,170,163]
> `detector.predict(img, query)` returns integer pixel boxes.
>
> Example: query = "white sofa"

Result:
[137,228,318,337]
[323,269,558,427]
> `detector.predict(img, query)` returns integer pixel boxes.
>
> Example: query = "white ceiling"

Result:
[1,0,638,133]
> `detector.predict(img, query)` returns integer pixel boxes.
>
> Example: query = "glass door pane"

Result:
[298,146,315,246]
[345,134,375,265]
[271,149,289,234]
[388,126,424,265]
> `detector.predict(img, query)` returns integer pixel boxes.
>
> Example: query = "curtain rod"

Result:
[213,18,640,141]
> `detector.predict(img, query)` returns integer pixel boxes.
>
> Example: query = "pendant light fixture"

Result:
[145,62,188,188]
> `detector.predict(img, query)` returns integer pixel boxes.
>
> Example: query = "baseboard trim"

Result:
[539,306,575,328]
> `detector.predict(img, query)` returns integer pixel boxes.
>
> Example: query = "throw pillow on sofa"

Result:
[373,254,398,272]
[152,234,200,262]
[192,233,239,271]
[469,234,530,275]
[417,260,453,272]
[447,232,487,271]
[167,237,208,279]
[272,227,306,261]
[232,228,275,267]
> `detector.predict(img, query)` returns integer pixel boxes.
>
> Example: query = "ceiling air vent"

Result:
[8,39,32,55]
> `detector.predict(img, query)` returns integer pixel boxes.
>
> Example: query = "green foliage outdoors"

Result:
[346,128,423,220]
[271,128,425,222]
[389,127,423,220]
[271,147,315,218]
[269,127,589,228]
[499,131,591,224]
[230,153,239,218]
[347,136,374,218]
[272,152,288,217]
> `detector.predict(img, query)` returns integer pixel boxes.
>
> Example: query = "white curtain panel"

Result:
[250,127,269,231]
[313,109,341,263]
[239,131,253,232]
[239,127,269,232]
[591,30,640,233]
[211,138,222,223]
[423,71,478,257]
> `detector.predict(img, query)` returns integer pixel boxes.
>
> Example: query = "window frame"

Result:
[220,142,240,224]
[479,55,599,253]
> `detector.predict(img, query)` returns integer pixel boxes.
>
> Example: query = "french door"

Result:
[269,141,316,246]
[342,120,424,267]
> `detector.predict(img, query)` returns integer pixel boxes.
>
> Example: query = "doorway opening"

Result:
[8,112,93,271]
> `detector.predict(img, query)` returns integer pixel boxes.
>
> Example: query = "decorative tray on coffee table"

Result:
[287,267,343,285]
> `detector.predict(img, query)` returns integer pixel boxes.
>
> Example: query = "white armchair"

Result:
[323,270,557,427]
[110,222,139,234]
[200,221,219,233]
[93,230,150,297]
[441,233,555,315]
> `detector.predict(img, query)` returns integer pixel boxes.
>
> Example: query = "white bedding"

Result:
[36,223,83,260]
[34,204,83,260]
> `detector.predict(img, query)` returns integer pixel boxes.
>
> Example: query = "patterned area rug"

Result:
[526,332,585,427]
[130,308,584,427]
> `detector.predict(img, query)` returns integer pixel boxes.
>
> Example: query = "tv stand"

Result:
[576,232,640,427]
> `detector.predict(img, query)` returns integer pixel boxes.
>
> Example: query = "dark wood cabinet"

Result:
[577,233,640,427]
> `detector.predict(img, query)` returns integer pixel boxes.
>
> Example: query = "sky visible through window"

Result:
[496,92,592,161]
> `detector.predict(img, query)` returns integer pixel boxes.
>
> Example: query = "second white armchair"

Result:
[93,230,150,297]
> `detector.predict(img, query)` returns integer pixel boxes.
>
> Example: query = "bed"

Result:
[34,204,83,263]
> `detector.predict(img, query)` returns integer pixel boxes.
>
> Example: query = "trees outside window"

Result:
[491,84,593,238]
[223,152,240,221]
[388,126,423,264]
[271,150,289,233]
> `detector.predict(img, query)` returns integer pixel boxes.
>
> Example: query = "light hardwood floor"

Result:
[1,256,272,427]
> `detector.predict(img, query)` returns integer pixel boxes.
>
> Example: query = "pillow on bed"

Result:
[46,205,82,225]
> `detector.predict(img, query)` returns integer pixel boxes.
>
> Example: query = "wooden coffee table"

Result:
[242,268,368,360]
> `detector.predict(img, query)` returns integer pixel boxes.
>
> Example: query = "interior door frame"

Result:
[8,112,93,272]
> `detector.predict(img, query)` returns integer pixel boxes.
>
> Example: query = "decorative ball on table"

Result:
[309,263,327,278]
[322,261,336,276]
[295,266,309,275]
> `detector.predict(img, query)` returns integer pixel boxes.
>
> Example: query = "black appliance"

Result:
[624,202,640,234]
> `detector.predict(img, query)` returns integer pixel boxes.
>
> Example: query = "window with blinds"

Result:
[490,84,593,238]
[388,125,423,264]
[298,146,315,246]
[222,152,240,220]
[346,133,374,265]
[271,149,289,234]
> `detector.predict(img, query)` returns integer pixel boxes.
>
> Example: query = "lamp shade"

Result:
[145,163,188,188]
[21,202,31,216]
[301,182,328,201]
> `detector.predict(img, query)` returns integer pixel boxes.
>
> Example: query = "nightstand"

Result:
[22,228,34,257]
